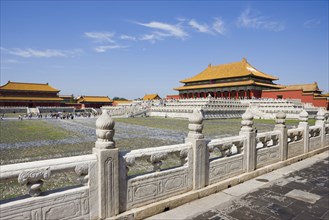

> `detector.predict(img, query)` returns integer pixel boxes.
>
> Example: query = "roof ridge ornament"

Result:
[242,57,247,63]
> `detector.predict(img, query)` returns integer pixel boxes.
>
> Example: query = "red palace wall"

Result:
[251,90,262,98]
[166,95,180,100]
[262,90,328,109]
[0,102,61,107]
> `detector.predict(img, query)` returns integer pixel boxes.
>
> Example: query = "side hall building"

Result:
[174,58,282,99]
[262,82,329,109]
[77,96,113,108]
[0,81,63,107]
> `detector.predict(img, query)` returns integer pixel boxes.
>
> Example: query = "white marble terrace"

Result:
[0,109,328,220]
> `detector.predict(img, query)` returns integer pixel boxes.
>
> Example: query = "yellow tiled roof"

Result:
[180,58,278,83]
[78,96,112,103]
[253,82,284,89]
[0,97,63,101]
[280,82,321,92]
[143,94,160,100]
[0,81,60,92]
[174,80,282,91]
[113,100,132,104]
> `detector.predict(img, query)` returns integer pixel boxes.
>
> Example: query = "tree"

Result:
[113,97,128,101]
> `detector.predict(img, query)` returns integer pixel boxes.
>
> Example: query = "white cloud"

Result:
[1,59,27,64]
[188,18,226,36]
[84,32,115,43]
[212,18,226,35]
[137,21,188,40]
[188,19,211,33]
[304,19,320,28]
[237,8,285,32]
[120,35,137,41]
[1,47,82,58]
[139,34,164,44]
[84,32,129,52]
[94,44,128,53]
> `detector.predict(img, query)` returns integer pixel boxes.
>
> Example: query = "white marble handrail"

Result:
[208,136,245,156]
[0,154,96,179]
[256,130,281,149]
[123,143,192,171]
[287,127,304,143]
[309,125,322,137]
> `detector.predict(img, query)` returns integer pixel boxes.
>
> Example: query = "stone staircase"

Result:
[27,107,40,115]
[248,106,275,119]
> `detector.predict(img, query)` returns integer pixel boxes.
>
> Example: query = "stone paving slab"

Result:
[285,189,321,204]
[148,151,329,220]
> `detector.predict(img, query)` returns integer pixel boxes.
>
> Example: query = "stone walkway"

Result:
[148,151,329,220]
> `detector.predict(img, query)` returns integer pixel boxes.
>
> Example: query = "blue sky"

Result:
[1,1,328,99]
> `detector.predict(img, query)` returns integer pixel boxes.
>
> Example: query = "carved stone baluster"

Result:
[272,134,279,146]
[257,136,267,148]
[315,109,326,147]
[315,128,320,137]
[125,156,136,174]
[288,132,295,143]
[296,131,303,141]
[185,109,207,189]
[298,110,309,153]
[259,136,268,147]
[240,109,254,132]
[233,141,244,154]
[240,109,256,172]
[220,143,233,157]
[237,141,244,153]
[179,149,189,166]
[274,111,287,160]
[208,145,214,154]
[18,167,51,197]
[265,135,272,147]
[148,152,168,172]
[93,110,119,218]
[95,110,115,149]
[75,163,89,185]
[324,112,329,124]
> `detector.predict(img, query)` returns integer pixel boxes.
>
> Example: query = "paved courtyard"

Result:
[148,151,329,220]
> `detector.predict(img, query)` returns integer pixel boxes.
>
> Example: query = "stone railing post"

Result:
[93,110,119,218]
[274,112,288,161]
[239,109,256,172]
[325,112,329,124]
[298,110,309,153]
[185,109,208,189]
[315,109,326,148]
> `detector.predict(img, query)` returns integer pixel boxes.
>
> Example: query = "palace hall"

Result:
[77,96,113,108]
[174,58,282,99]
[0,81,63,107]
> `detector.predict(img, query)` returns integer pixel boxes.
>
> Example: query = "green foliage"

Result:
[69,94,76,103]
[113,97,128,101]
